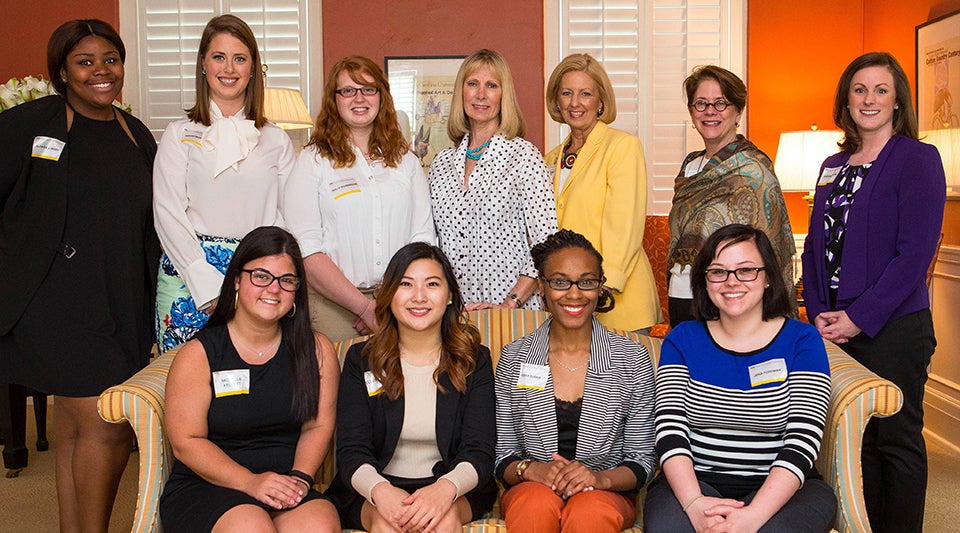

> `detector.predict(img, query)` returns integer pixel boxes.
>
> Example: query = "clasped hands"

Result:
[524,453,605,499]
[244,471,309,510]
[370,479,458,532]
[814,310,861,344]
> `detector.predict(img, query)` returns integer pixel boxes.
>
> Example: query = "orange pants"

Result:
[501,481,635,533]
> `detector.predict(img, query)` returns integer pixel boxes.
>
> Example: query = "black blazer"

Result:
[329,341,497,500]
[0,95,159,334]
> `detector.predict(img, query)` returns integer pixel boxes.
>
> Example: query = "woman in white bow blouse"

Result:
[153,14,295,351]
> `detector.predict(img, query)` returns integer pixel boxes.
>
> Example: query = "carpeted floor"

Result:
[2,402,960,532]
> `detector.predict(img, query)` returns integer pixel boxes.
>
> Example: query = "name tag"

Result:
[364,371,384,396]
[817,166,841,186]
[32,136,65,161]
[329,177,361,200]
[212,369,250,397]
[516,363,550,391]
[180,128,203,147]
[748,358,788,387]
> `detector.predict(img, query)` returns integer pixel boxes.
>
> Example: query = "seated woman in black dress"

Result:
[160,226,340,532]
[327,242,497,532]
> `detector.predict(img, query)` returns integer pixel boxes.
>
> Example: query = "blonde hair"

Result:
[545,53,617,124]
[446,49,526,144]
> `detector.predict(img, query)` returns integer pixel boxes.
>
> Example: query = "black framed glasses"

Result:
[541,277,605,291]
[241,268,301,292]
[704,267,765,283]
[335,86,379,98]
[689,99,730,112]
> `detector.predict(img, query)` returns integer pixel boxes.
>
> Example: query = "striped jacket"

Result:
[494,318,657,489]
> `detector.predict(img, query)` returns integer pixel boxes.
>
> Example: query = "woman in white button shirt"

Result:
[153,15,295,351]
[428,49,557,311]
[284,56,436,342]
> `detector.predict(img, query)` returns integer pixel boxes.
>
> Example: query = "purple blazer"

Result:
[801,135,945,338]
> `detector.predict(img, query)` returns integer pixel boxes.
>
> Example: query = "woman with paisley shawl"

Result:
[668,66,795,327]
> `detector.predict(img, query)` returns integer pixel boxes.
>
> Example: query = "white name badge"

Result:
[817,166,841,186]
[31,136,65,161]
[212,369,250,397]
[748,358,788,387]
[329,177,361,200]
[364,371,384,396]
[516,363,550,391]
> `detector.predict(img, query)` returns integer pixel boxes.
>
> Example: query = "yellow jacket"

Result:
[545,121,662,330]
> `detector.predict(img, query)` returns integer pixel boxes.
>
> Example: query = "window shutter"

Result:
[121,0,312,139]
[550,0,745,215]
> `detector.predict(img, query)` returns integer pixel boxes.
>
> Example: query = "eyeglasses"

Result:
[541,277,605,291]
[335,86,379,98]
[704,267,765,283]
[241,268,301,292]
[689,99,731,112]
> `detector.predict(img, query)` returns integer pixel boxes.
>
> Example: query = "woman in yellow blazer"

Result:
[544,54,661,331]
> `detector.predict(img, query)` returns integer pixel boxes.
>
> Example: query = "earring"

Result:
[234,292,239,309]
[448,299,453,305]
[556,105,560,110]
[735,122,740,128]
[287,303,297,318]
[597,107,604,116]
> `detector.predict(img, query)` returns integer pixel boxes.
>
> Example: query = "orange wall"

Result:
[748,0,960,243]
[0,2,118,81]
[322,1,545,150]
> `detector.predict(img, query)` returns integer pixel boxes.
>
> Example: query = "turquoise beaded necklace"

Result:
[465,139,491,161]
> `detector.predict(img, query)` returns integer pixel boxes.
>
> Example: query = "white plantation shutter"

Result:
[547,0,745,215]
[120,0,317,139]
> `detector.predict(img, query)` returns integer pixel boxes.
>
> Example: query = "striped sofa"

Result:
[99,308,901,533]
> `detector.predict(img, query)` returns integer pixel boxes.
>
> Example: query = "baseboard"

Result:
[925,373,960,454]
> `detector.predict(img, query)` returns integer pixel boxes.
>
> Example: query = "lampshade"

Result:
[263,87,313,130]
[774,129,844,192]
[920,128,960,193]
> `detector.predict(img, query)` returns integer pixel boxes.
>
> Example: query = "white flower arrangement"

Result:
[0,76,56,112]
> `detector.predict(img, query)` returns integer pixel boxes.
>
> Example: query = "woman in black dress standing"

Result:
[0,19,159,532]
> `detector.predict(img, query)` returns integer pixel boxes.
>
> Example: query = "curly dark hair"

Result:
[530,229,614,313]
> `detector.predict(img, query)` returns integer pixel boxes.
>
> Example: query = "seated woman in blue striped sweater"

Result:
[644,224,836,533]
[495,229,657,533]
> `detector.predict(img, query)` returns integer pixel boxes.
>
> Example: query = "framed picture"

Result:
[385,55,465,169]
[916,9,960,130]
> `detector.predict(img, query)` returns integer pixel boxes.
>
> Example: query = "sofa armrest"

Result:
[98,350,179,533]
[817,342,903,533]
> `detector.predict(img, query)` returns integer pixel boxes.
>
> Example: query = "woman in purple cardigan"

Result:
[801,52,945,533]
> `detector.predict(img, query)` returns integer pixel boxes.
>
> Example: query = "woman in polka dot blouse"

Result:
[428,49,558,310]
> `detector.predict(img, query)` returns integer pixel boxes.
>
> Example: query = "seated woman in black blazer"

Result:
[327,242,497,532]
[495,229,657,532]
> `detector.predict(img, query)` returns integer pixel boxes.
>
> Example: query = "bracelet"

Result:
[507,292,523,308]
[356,298,372,317]
[681,494,703,512]
[289,469,314,489]
[515,458,533,481]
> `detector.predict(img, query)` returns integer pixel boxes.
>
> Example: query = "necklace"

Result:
[230,327,281,358]
[552,357,588,372]
[465,139,491,161]
[561,139,579,169]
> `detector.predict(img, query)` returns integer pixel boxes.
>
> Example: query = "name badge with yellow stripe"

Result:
[749,358,787,387]
[516,363,549,391]
[32,136,65,161]
[364,371,384,396]
[213,369,250,397]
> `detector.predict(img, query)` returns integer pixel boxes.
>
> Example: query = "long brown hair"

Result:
[187,15,266,128]
[306,56,408,168]
[363,243,481,400]
[833,52,918,153]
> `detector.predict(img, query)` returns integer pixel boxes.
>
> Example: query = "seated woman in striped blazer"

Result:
[643,224,836,533]
[494,229,657,532]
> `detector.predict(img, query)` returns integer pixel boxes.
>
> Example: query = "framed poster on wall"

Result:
[385,56,465,170]
[916,9,960,130]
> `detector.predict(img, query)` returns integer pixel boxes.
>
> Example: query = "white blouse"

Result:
[153,103,295,308]
[282,146,436,289]
[428,134,557,307]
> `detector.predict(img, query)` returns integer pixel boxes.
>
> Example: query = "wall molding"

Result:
[925,245,960,449]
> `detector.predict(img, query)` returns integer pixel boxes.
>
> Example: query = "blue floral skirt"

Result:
[155,234,240,352]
